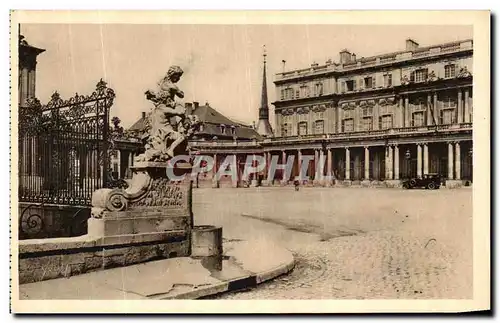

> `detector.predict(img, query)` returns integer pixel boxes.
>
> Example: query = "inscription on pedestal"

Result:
[131,179,187,209]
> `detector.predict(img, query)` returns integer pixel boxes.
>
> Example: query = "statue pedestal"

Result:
[89,161,194,259]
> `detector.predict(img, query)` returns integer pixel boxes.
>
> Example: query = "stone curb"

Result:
[159,253,296,300]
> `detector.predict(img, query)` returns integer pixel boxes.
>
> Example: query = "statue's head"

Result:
[167,65,184,83]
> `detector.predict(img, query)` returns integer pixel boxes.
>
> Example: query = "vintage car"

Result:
[402,173,442,189]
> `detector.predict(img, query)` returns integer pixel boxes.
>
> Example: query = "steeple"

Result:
[255,45,274,137]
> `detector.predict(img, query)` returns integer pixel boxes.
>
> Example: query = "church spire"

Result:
[255,45,274,137]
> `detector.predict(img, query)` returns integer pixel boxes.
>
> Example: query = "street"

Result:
[193,186,473,299]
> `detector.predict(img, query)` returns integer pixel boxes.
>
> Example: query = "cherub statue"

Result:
[136,65,200,162]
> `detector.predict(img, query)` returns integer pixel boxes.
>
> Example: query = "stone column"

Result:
[314,149,319,180]
[427,93,433,126]
[404,96,410,128]
[250,154,257,187]
[297,149,303,181]
[457,90,463,124]
[417,144,422,178]
[232,154,238,187]
[319,149,325,181]
[394,145,399,180]
[423,144,429,175]
[464,89,470,123]
[264,151,271,184]
[20,68,29,106]
[281,150,287,184]
[364,146,370,180]
[399,97,404,128]
[448,142,454,180]
[28,69,36,99]
[433,92,438,125]
[388,146,393,180]
[116,150,122,178]
[337,107,342,133]
[345,147,350,181]
[455,142,461,180]
[326,148,332,179]
[212,154,219,188]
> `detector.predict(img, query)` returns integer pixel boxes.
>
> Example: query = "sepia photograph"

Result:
[10,10,490,313]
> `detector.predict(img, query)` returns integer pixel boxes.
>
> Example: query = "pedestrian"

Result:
[294,179,300,191]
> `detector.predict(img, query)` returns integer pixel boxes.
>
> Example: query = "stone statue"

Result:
[136,65,200,162]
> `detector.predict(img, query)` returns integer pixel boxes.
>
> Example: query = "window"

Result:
[314,83,324,96]
[342,119,354,132]
[313,111,325,120]
[379,105,392,115]
[442,96,456,108]
[298,113,308,122]
[411,68,428,83]
[295,89,300,99]
[346,80,355,92]
[362,117,373,131]
[412,111,425,127]
[362,106,373,117]
[230,126,236,135]
[220,125,226,134]
[314,120,324,134]
[440,109,456,125]
[113,162,119,174]
[282,88,294,100]
[281,123,292,136]
[445,64,456,78]
[412,98,427,111]
[364,77,373,89]
[379,115,393,129]
[384,73,392,87]
[343,108,355,119]
[300,85,310,98]
[298,122,308,135]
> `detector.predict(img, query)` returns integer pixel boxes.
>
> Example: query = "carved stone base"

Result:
[89,161,194,256]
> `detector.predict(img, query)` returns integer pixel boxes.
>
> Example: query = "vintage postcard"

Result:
[10,10,490,313]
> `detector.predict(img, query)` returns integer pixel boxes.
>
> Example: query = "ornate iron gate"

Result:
[18,79,115,206]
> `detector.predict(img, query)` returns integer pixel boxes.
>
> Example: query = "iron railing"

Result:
[18,79,115,206]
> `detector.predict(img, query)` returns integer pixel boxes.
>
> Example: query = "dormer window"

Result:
[445,64,457,78]
[220,124,226,134]
[364,76,374,89]
[230,126,236,135]
[345,80,355,92]
[314,83,323,96]
[411,68,428,83]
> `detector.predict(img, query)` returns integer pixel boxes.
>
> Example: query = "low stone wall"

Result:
[18,203,90,240]
[19,231,189,284]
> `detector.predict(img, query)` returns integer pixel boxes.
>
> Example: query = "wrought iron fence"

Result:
[18,79,115,206]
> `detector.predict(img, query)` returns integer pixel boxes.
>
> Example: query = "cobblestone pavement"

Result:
[193,187,472,299]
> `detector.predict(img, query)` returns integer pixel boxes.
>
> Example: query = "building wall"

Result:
[274,39,473,138]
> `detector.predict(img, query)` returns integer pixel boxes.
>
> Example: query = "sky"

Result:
[21,24,473,128]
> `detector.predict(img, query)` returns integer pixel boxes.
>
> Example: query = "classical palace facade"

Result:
[188,38,473,188]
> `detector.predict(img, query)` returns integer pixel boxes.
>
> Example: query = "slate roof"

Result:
[127,103,262,141]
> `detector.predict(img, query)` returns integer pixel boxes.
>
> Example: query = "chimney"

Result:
[339,49,352,64]
[142,112,146,119]
[185,102,193,114]
[406,38,419,51]
[193,101,199,110]
[351,53,357,62]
